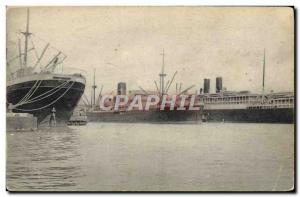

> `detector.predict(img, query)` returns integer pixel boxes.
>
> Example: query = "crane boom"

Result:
[178,85,195,95]
[165,71,178,94]
[33,43,50,70]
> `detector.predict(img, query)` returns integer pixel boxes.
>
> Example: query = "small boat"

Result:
[68,108,87,126]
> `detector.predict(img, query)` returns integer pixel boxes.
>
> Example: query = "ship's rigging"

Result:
[7,8,67,80]
[156,49,195,96]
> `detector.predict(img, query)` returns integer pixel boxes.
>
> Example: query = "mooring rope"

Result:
[16,80,41,105]
[22,80,71,105]
[14,81,75,112]
[25,80,70,102]
[19,80,43,105]
[13,80,69,108]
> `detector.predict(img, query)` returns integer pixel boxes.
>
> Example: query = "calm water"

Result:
[6,123,294,191]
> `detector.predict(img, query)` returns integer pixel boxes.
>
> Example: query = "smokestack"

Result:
[203,79,210,94]
[216,77,222,93]
[117,82,126,95]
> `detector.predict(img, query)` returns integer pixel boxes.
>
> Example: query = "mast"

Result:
[92,69,97,108]
[262,49,265,93]
[90,89,93,109]
[159,49,167,95]
[18,39,23,68]
[23,8,30,68]
[96,85,103,107]
[262,49,266,102]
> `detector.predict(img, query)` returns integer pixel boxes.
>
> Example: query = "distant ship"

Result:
[85,49,294,124]
[6,9,85,126]
[200,78,294,123]
[200,50,294,123]
[86,50,204,123]
[86,91,203,123]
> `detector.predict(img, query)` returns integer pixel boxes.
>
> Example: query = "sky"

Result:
[7,6,294,96]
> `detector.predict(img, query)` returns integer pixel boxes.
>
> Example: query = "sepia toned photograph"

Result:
[6,6,294,192]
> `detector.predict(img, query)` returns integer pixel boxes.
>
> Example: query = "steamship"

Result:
[200,77,294,123]
[86,49,294,124]
[199,50,294,123]
[87,89,203,123]
[6,9,86,126]
[86,51,204,123]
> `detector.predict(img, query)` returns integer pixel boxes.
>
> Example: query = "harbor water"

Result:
[6,122,294,191]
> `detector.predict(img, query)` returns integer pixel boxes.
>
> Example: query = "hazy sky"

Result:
[7,7,294,95]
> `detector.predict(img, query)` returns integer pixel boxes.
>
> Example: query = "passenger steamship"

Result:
[200,79,294,123]
[199,51,294,123]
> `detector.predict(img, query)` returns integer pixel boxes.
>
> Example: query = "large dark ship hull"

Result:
[7,77,85,126]
[87,109,202,123]
[203,108,294,123]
